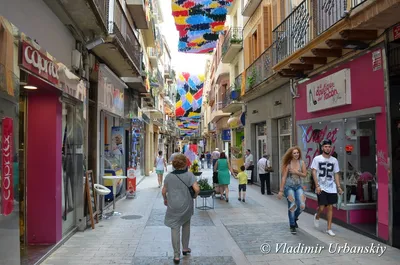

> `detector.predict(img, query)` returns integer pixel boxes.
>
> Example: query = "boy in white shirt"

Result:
[311,139,343,236]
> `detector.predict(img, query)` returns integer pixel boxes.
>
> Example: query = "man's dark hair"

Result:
[158,150,162,155]
[247,149,251,153]
[175,148,179,152]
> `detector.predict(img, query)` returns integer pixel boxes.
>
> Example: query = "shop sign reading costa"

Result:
[21,41,59,85]
[1,117,14,216]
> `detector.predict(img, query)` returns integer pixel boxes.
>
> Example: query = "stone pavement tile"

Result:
[213,196,263,209]
[146,208,214,226]
[225,222,327,256]
[246,254,281,262]
[135,226,231,257]
[131,256,236,265]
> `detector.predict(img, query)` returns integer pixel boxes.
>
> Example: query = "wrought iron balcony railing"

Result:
[148,47,157,57]
[273,0,347,65]
[222,74,242,108]
[108,0,141,69]
[93,0,108,27]
[157,69,164,87]
[211,101,223,112]
[245,44,274,92]
[222,27,243,56]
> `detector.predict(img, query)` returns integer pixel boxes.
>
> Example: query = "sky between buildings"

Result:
[159,0,209,76]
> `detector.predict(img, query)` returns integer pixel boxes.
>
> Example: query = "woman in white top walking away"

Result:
[155,150,167,188]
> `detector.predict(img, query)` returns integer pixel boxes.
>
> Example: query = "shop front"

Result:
[295,47,388,241]
[131,116,145,177]
[16,31,86,253]
[97,64,126,206]
[0,16,20,265]
[244,83,292,188]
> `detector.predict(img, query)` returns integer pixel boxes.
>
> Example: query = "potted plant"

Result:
[247,68,257,89]
[230,34,242,44]
[190,160,202,176]
[198,178,214,197]
[230,83,241,100]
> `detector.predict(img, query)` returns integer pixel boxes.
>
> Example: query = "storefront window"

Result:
[279,117,292,165]
[298,115,377,205]
[343,116,377,204]
[298,119,345,193]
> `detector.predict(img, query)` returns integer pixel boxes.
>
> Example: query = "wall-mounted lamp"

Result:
[274,100,282,106]
[252,110,258,114]
[23,85,37,90]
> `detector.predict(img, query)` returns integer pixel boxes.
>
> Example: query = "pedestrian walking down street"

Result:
[162,154,200,264]
[154,150,167,188]
[277,146,307,235]
[169,148,181,171]
[206,151,211,168]
[211,148,220,168]
[214,152,235,202]
[235,165,247,202]
[257,154,273,195]
[311,139,343,237]
[200,152,205,169]
[244,149,254,184]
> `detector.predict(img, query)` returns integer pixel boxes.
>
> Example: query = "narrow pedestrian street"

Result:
[42,167,400,265]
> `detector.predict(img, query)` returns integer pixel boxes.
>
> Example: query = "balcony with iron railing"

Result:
[93,0,108,27]
[273,0,348,66]
[108,0,141,71]
[221,74,243,113]
[221,27,243,63]
[210,101,229,123]
[164,63,172,77]
[157,69,164,88]
[245,44,274,92]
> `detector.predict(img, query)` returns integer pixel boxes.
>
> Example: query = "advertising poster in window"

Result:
[111,127,125,156]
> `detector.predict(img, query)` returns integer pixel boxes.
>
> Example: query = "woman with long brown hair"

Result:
[277,146,307,234]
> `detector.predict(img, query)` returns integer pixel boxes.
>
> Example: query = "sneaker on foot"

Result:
[326,230,335,236]
[238,197,241,201]
[290,226,297,234]
[295,219,299,228]
[242,199,245,202]
[314,214,319,228]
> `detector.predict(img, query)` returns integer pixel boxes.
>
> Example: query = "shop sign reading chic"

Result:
[21,41,59,85]
[1,117,14,216]
[306,69,351,113]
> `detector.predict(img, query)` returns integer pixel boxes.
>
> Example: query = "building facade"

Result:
[0,0,175,263]
[273,0,398,245]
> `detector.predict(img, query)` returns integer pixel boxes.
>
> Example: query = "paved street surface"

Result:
[42,167,400,265]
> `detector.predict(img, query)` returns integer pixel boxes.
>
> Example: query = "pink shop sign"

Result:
[306,68,352,113]
[1,117,13,216]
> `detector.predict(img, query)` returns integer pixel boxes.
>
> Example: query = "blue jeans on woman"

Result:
[284,184,306,227]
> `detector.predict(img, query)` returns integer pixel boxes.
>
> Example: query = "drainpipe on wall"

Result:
[290,79,297,146]
[79,46,90,232]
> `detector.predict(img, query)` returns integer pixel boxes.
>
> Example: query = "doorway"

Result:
[256,122,267,183]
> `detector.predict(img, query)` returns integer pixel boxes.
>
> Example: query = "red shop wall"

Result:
[295,48,389,240]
